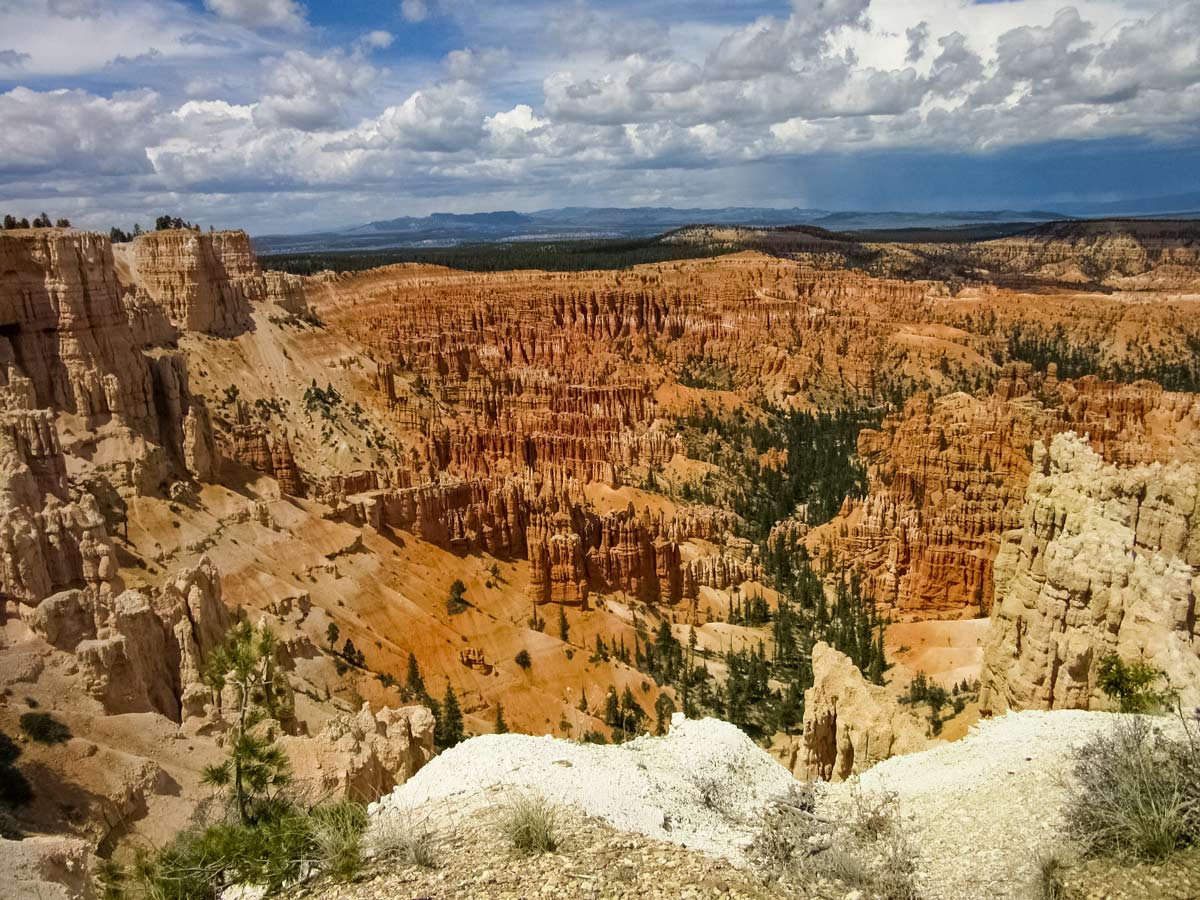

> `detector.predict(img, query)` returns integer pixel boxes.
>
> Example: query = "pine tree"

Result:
[493,701,508,734]
[558,604,569,642]
[200,622,291,824]
[326,622,339,650]
[436,684,464,749]
[404,652,426,701]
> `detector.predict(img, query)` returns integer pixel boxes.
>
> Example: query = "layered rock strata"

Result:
[824,371,1200,619]
[980,433,1200,712]
[792,642,928,781]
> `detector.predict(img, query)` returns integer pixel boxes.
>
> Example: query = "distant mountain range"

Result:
[252,193,1200,255]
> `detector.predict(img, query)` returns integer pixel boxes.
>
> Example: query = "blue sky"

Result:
[0,0,1197,233]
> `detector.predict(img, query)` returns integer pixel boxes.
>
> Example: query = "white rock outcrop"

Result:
[980,432,1200,712]
[794,642,929,781]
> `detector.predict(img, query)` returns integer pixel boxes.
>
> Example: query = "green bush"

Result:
[1097,654,1176,713]
[1065,715,1200,859]
[497,794,560,854]
[515,650,531,670]
[446,579,469,615]
[125,799,367,899]
[19,711,71,744]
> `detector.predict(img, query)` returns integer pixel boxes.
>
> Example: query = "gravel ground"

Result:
[289,807,802,900]
[817,710,1151,900]
[370,716,796,860]
[347,710,1190,900]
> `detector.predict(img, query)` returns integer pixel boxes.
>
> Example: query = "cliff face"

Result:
[0,230,158,433]
[980,433,1200,712]
[784,642,928,781]
[0,229,228,625]
[349,471,754,606]
[122,230,259,336]
[823,370,1200,620]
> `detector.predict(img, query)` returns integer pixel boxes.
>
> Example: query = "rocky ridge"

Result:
[981,432,1200,712]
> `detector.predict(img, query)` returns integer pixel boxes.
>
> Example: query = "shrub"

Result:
[1064,715,1200,859]
[368,810,439,868]
[446,579,469,615]
[751,784,919,900]
[515,649,531,670]
[1097,653,1176,713]
[127,798,368,899]
[497,793,560,854]
[1034,851,1066,900]
[19,711,71,745]
[309,800,368,881]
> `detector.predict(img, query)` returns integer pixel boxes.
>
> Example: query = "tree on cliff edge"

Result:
[201,622,291,824]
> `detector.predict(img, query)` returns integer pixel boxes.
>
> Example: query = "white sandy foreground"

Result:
[370,710,1139,900]
[370,716,795,858]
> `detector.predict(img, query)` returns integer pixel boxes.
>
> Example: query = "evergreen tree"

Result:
[325,622,339,650]
[436,684,464,750]
[404,652,426,701]
[446,579,469,614]
[493,701,508,734]
[200,622,291,824]
[558,604,569,642]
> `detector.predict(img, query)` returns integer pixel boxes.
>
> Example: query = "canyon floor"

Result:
[1,219,1198,897]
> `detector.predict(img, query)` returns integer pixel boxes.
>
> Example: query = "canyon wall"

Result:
[789,642,928,781]
[980,433,1200,712]
[823,369,1200,620]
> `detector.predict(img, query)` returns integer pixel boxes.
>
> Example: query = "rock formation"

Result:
[120,230,260,336]
[28,556,233,720]
[792,642,928,781]
[980,433,1200,712]
[283,703,435,802]
[821,373,1200,620]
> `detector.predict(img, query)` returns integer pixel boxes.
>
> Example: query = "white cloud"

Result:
[204,0,306,32]
[2,0,1200,231]
[254,49,375,131]
[0,86,162,180]
[361,30,394,49]
[401,0,429,23]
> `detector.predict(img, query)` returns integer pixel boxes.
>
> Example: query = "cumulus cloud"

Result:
[359,83,485,152]
[254,49,375,131]
[3,0,1200,231]
[401,0,429,23]
[204,0,306,31]
[0,87,162,180]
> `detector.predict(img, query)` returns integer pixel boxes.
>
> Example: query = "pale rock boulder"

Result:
[980,433,1200,712]
[0,835,94,900]
[284,703,435,802]
[46,556,234,721]
[791,642,928,781]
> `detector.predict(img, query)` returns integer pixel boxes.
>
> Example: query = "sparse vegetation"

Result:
[120,798,368,899]
[19,711,71,745]
[368,810,440,867]
[446,579,470,615]
[751,783,919,900]
[1097,653,1176,713]
[1034,850,1067,900]
[1064,712,1200,860]
[200,622,291,824]
[497,793,561,854]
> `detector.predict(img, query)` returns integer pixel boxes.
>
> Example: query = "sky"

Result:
[0,0,1197,234]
